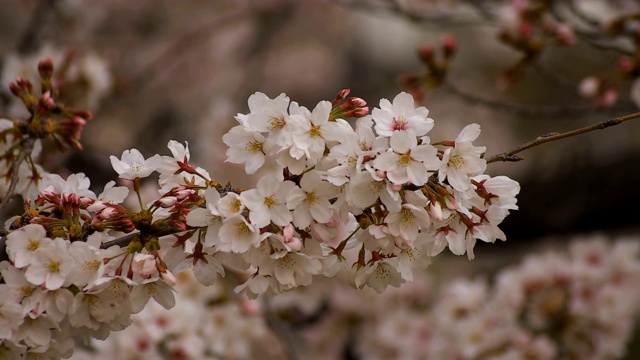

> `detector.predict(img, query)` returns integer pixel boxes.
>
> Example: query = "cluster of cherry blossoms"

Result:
[71,236,640,360]
[355,236,640,359]
[0,75,519,357]
[218,90,519,294]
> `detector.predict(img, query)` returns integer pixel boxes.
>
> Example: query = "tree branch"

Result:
[0,139,34,213]
[100,232,139,249]
[486,112,640,163]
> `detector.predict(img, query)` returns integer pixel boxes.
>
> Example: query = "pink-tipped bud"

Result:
[347,97,367,107]
[160,270,177,286]
[555,24,575,45]
[175,189,194,200]
[283,224,302,252]
[441,35,458,58]
[9,82,20,97]
[332,89,350,106]
[38,58,54,79]
[601,86,618,107]
[519,22,532,39]
[444,195,457,210]
[418,45,434,63]
[578,77,599,98]
[429,202,443,221]
[98,207,118,220]
[132,253,157,277]
[72,110,94,121]
[618,56,635,74]
[158,196,178,208]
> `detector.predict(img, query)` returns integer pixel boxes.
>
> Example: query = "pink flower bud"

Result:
[160,269,177,286]
[418,45,434,63]
[441,35,458,57]
[430,202,443,221]
[578,77,599,98]
[444,195,457,210]
[132,253,157,277]
[158,196,178,207]
[601,87,618,107]
[38,58,54,79]
[618,56,634,74]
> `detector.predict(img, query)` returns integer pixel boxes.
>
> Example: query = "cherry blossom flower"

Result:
[286,172,338,229]
[222,125,266,175]
[186,187,223,247]
[218,215,264,253]
[439,124,487,191]
[289,100,348,163]
[24,237,75,290]
[130,279,176,313]
[372,91,434,137]
[372,130,439,186]
[240,175,295,228]
[110,148,162,180]
[5,224,49,268]
[355,258,405,293]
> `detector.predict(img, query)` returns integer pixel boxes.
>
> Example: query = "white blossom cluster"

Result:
[72,236,640,360]
[0,174,178,358]
[216,91,519,295]
[71,272,285,360]
[354,236,640,359]
[0,90,519,358]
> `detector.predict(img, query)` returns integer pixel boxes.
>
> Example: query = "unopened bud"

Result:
[347,97,367,107]
[601,87,618,107]
[332,89,350,106]
[444,195,457,210]
[157,196,178,207]
[519,22,532,39]
[578,77,599,98]
[418,45,434,63]
[618,56,635,74]
[38,58,54,79]
[441,35,458,58]
[72,110,94,121]
[429,201,443,221]
[159,269,177,286]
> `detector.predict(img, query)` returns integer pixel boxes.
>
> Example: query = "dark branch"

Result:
[486,112,640,163]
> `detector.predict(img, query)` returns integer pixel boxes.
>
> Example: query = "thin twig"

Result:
[486,112,640,163]
[0,139,34,213]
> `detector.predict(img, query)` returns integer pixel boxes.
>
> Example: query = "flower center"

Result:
[264,195,277,208]
[392,117,408,131]
[246,140,263,153]
[232,199,243,213]
[269,117,286,131]
[236,221,251,235]
[401,208,414,225]
[48,260,60,273]
[309,125,323,138]
[449,155,464,169]
[27,239,40,251]
[397,154,412,166]
[305,192,318,205]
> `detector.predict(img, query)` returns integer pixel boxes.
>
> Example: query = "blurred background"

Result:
[1,0,640,358]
